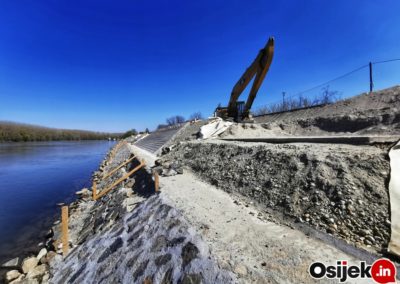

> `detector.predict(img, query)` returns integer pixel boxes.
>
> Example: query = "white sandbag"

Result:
[388,140,400,256]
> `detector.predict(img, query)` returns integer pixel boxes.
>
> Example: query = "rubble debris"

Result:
[199,118,233,139]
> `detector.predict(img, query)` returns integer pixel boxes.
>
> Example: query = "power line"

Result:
[261,64,368,105]
[256,57,400,109]
[293,64,369,98]
[373,58,400,64]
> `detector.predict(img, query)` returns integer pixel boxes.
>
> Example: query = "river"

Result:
[0,141,114,264]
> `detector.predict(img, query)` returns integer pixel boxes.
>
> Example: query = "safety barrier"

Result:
[103,155,136,179]
[94,160,145,200]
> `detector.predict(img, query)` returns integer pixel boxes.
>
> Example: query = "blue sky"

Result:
[1,1,399,132]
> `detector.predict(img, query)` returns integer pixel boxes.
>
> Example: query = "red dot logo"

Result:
[371,258,397,283]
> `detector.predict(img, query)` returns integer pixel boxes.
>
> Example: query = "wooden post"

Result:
[369,62,373,93]
[92,182,97,201]
[61,206,69,256]
[153,171,159,192]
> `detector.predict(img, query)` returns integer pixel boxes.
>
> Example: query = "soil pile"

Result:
[224,86,400,137]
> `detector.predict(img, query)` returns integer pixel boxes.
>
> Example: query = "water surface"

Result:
[0,141,114,263]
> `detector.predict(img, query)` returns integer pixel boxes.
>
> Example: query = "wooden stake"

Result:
[153,171,159,192]
[92,182,97,201]
[61,206,69,256]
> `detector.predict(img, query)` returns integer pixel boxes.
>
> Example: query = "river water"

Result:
[0,141,114,263]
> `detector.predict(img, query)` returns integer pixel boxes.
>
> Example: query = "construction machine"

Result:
[215,37,274,121]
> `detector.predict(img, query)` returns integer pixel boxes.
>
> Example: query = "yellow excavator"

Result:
[216,37,275,121]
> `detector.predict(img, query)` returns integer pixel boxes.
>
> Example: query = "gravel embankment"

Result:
[161,140,391,251]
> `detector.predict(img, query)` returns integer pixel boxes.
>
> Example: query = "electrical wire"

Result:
[293,64,369,98]
[373,58,400,64]
[255,57,400,110]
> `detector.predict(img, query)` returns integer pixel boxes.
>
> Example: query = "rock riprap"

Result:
[50,194,235,283]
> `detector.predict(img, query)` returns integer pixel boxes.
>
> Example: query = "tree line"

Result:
[0,121,121,142]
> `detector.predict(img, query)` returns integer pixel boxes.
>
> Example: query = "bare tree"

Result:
[166,115,185,126]
[253,106,270,116]
[189,112,203,120]
[157,124,168,130]
[299,95,311,108]
[319,86,340,104]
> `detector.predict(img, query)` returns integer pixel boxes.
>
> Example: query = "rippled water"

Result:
[0,141,114,263]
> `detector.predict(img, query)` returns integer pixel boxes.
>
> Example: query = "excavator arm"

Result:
[225,37,275,120]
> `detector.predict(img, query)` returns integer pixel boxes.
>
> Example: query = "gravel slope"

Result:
[130,144,374,283]
[161,140,391,252]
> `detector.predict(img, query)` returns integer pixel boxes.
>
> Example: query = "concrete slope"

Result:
[134,126,183,154]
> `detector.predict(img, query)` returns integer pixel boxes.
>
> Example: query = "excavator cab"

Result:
[215,101,245,122]
[216,37,274,122]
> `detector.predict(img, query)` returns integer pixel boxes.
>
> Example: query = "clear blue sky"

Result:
[1,1,399,132]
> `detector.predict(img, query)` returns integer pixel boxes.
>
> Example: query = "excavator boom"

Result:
[217,37,274,121]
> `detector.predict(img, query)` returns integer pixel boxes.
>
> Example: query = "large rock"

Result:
[39,251,56,265]
[162,168,177,177]
[234,264,248,276]
[76,188,91,199]
[11,277,38,284]
[47,254,62,267]
[21,257,39,274]
[125,178,135,188]
[41,272,50,284]
[36,248,47,261]
[5,270,21,283]
[26,264,47,280]
[8,274,25,284]
[1,257,21,269]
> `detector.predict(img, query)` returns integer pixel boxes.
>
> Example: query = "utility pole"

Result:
[369,62,373,93]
